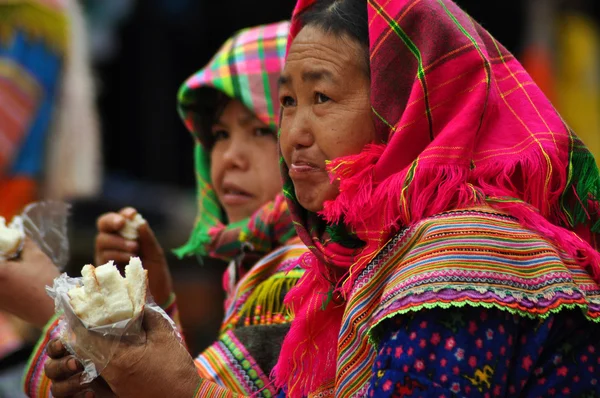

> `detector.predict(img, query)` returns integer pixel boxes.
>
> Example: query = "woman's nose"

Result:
[284,108,314,150]
[222,135,250,170]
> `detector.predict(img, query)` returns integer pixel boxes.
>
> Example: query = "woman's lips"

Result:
[221,186,253,206]
[289,162,322,180]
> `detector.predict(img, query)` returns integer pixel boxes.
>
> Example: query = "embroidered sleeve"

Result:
[193,330,277,396]
[22,314,61,398]
[368,307,600,397]
[194,379,243,397]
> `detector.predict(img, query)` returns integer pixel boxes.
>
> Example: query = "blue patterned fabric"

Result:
[369,307,600,397]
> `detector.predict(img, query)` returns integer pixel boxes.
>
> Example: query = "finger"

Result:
[19,237,37,252]
[47,339,68,359]
[75,391,96,398]
[96,213,126,234]
[50,373,89,397]
[119,207,138,220]
[18,238,49,262]
[97,250,136,266]
[96,233,138,253]
[136,223,164,259]
[44,356,82,380]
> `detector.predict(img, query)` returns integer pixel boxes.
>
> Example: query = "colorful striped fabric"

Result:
[22,315,60,398]
[194,240,306,396]
[195,331,274,397]
[221,239,304,331]
[174,21,291,261]
[194,379,239,398]
[334,208,600,397]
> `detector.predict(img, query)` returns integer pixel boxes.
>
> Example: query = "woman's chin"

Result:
[295,184,340,214]
[295,192,325,213]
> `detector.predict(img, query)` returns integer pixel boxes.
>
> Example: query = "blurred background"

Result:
[1,0,600,382]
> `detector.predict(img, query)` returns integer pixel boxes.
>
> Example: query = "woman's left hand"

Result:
[0,238,59,327]
[100,308,200,398]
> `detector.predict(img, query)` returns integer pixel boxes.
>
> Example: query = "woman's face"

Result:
[279,25,376,213]
[210,99,282,223]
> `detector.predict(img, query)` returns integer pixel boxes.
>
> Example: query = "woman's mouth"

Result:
[221,184,254,206]
[289,160,322,179]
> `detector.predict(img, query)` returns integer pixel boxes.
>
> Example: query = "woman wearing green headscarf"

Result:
[25,21,306,397]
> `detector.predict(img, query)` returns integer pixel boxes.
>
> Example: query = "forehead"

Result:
[283,25,365,78]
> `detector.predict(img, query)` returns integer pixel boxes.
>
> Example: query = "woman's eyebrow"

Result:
[278,68,338,87]
[302,69,336,83]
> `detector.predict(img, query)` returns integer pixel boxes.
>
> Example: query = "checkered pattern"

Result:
[174,21,291,260]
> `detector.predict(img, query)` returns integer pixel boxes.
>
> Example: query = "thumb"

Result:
[18,238,40,258]
[19,238,52,264]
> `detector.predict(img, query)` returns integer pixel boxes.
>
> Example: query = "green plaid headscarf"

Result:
[174,21,292,259]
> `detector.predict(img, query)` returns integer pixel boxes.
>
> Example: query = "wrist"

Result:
[158,292,176,309]
[178,370,202,397]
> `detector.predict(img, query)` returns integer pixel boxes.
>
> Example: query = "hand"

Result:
[95,208,173,305]
[0,238,59,327]
[45,339,116,398]
[100,308,200,398]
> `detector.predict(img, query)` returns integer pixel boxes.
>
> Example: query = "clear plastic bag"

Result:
[47,273,179,383]
[21,201,71,270]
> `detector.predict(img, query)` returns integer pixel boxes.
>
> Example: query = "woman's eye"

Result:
[212,129,229,141]
[281,96,296,107]
[315,92,330,104]
[255,127,274,137]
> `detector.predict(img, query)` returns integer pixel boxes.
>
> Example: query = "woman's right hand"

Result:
[95,208,173,305]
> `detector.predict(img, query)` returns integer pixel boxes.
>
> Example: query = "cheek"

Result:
[253,141,282,194]
[209,149,224,187]
[278,119,294,166]
[317,110,375,160]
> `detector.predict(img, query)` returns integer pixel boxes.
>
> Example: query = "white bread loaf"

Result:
[0,216,24,259]
[68,257,148,327]
[119,213,146,240]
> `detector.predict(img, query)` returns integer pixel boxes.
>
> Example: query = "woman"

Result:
[26,21,307,397]
[46,0,600,397]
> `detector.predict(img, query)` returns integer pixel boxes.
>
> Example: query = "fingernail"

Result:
[67,358,78,371]
[126,241,137,250]
[85,391,95,398]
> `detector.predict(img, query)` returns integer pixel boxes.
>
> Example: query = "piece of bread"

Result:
[119,213,146,240]
[0,216,25,259]
[68,258,148,327]
[125,257,147,315]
